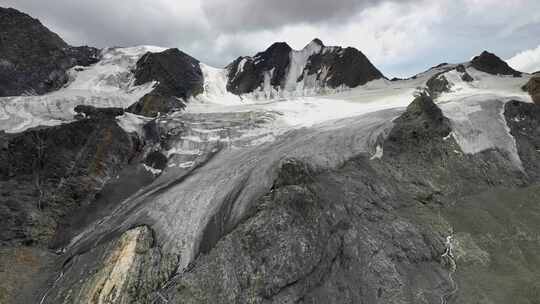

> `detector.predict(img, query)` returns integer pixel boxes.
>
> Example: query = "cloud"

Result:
[2,0,540,77]
[507,45,540,73]
[200,0,406,32]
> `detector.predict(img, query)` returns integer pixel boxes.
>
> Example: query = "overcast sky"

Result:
[2,0,540,77]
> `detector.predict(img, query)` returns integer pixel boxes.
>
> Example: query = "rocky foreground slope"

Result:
[1,7,540,304]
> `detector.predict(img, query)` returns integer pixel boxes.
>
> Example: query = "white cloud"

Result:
[507,45,540,73]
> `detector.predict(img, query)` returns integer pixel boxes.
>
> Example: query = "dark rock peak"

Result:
[432,62,450,69]
[226,42,292,94]
[426,73,451,98]
[128,48,203,117]
[405,94,448,121]
[0,7,67,49]
[384,94,451,157]
[470,50,522,77]
[133,47,203,96]
[304,46,385,88]
[261,42,292,55]
[227,39,384,94]
[309,38,325,47]
[0,7,100,96]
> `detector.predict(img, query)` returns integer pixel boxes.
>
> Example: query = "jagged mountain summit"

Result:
[1,6,540,304]
[226,38,385,98]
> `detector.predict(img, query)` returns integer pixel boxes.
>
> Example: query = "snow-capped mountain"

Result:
[226,38,384,98]
[2,7,540,304]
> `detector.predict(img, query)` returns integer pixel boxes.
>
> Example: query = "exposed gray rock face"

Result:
[226,39,384,96]
[455,64,474,82]
[426,73,452,98]
[43,226,179,304]
[0,7,100,96]
[127,48,204,117]
[0,114,142,248]
[74,105,125,119]
[523,75,540,105]
[504,100,540,179]
[384,94,451,156]
[470,51,522,77]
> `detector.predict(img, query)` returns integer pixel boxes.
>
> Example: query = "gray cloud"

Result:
[201,0,395,32]
[2,0,540,78]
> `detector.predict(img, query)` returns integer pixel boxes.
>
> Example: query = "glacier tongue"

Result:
[64,107,398,270]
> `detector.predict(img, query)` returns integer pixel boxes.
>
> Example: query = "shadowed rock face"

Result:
[523,75,540,105]
[0,7,100,96]
[74,105,124,119]
[127,48,204,117]
[0,117,141,248]
[504,100,540,179]
[227,42,293,95]
[455,64,474,82]
[226,39,384,95]
[470,51,522,77]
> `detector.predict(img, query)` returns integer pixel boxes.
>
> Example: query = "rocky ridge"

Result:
[226,38,385,97]
[0,7,100,96]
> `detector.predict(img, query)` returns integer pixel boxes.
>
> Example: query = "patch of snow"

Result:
[236,58,248,76]
[443,132,453,141]
[193,64,243,106]
[143,164,163,176]
[178,161,195,168]
[439,95,524,169]
[284,41,323,92]
[116,112,150,135]
[438,67,531,102]
[370,145,384,160]
[262,68,275,99]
